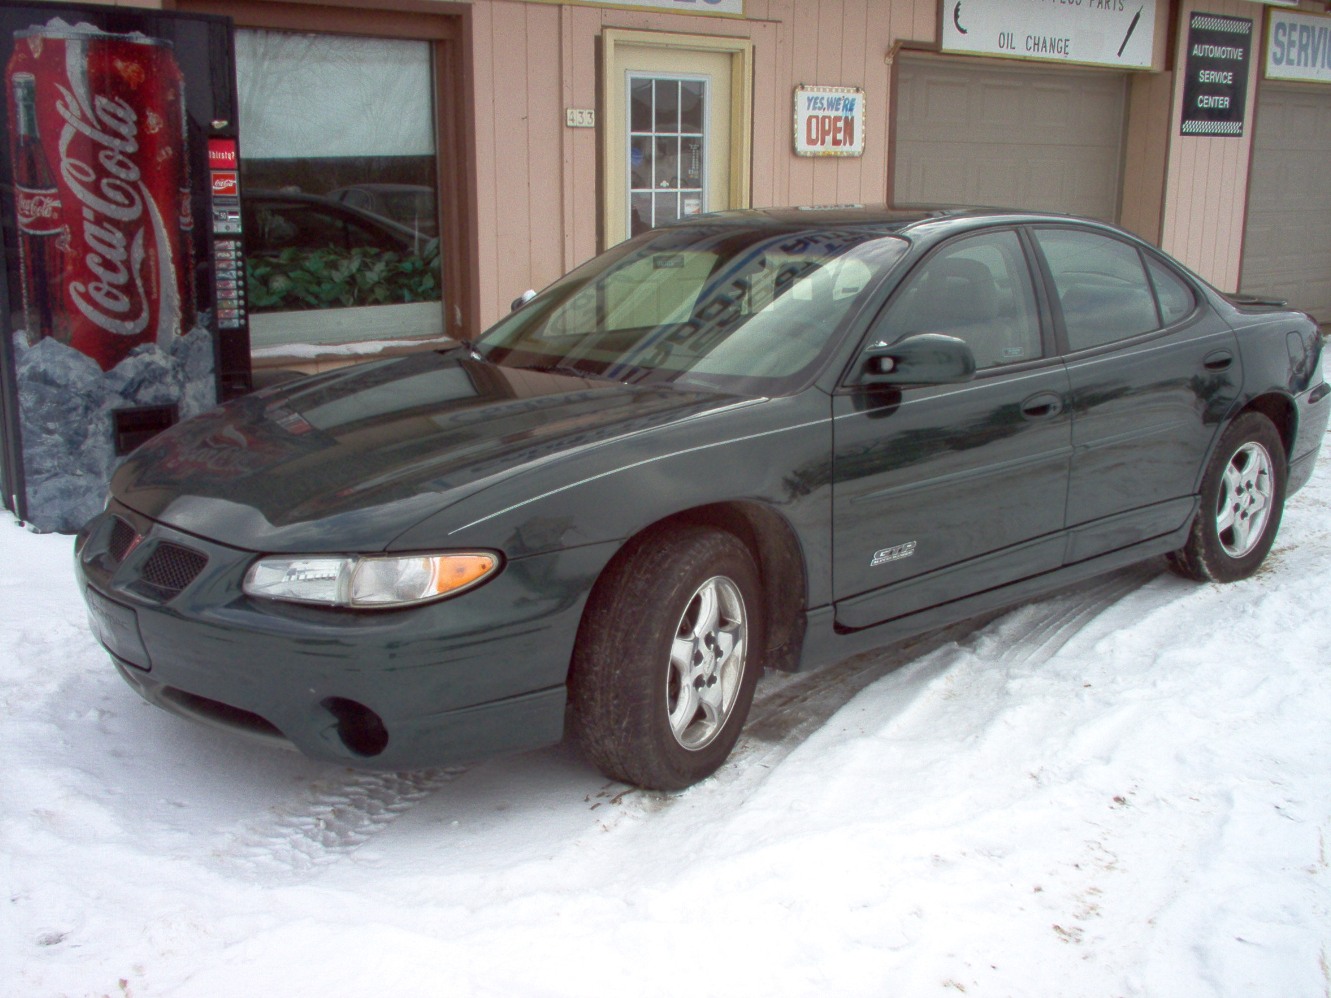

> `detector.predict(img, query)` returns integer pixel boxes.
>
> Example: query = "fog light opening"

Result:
[322,697,389,757]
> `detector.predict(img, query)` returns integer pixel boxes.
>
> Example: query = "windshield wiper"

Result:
[516,362,612,381]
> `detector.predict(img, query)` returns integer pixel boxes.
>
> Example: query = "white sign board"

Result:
[1266,10,1331,84]
[942,0,1158,70]
[527,0,743,14]
[793,86,865,157]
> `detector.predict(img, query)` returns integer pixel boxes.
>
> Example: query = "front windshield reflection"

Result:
[477,225,909,395]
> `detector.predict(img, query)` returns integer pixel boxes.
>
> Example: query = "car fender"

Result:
[388,390,835,599]
[1223,309,1325,471]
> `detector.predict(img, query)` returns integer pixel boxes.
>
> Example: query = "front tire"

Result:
[1168,412,1286,583]
[568,527,764,790]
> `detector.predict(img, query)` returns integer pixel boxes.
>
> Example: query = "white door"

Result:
[602,30,751,247]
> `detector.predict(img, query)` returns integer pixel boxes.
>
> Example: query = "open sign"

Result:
[794,85,866,157]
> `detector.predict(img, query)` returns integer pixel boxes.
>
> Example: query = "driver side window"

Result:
[882,230,1042,370]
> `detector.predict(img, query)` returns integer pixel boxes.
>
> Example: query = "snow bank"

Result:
[3,429,1329,996]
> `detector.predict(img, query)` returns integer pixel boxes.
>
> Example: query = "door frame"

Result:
[600,28,753,251]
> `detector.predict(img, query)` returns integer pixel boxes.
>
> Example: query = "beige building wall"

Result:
[1120,70,1175,245]
[1159,0,1263,291]
[467,0,1261,325]
[467,0,940,327]
[135,0,1283,323]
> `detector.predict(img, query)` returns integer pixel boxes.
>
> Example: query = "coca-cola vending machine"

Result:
[0,1,250,532]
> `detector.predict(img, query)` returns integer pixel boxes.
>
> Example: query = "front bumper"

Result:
[75,501,615,769]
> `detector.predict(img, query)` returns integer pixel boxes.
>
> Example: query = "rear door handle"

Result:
[1021,391,1064,420]
[1203,350,1234,372]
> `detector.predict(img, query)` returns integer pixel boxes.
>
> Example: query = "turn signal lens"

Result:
[243,552,500,608]
[351,554,498,606]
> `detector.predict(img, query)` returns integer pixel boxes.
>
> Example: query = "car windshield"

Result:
[475,224,910,394]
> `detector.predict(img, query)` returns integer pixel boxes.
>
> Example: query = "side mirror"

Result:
[858,333,976,386]
[511,289,537,312]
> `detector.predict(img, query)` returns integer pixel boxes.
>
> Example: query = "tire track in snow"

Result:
[972,563,1161,671]
[720,563,1161,786]
[211,767,466,880]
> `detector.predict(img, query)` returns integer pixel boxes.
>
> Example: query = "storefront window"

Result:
[235,30,442,347]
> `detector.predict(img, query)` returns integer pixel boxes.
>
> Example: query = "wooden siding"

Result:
[1158,0,1259,291]
[467,0,936,325]
[1120,70,1174,244]
[464,0,1261,320]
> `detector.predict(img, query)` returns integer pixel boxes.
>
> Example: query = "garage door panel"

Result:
[896,57,1127,222]
[920,80,972,126]
[1242,85,1331,319]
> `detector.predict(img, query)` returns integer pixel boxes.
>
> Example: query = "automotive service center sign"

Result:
[1180,13,1252,136]
[942,0,1157,69]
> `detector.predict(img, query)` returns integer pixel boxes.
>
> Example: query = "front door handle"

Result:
[1021,391,1064,420]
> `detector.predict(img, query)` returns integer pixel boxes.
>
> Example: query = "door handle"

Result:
[1203,350,1234,372]
[1021,391,1064,419]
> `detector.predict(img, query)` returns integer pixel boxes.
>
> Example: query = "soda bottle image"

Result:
[9,71,68,345]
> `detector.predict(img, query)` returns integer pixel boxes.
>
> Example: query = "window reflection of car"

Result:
[242,190,441,313]
[244,190,425,257]
[327,183,438,241]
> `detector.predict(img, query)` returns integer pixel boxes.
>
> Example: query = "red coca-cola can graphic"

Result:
[5,21,196,370]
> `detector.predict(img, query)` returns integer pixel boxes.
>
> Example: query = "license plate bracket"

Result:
[85,587,150,670]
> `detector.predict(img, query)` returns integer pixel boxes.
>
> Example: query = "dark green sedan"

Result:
[75,207,1330,790]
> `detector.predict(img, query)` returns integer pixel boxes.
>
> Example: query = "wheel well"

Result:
[590,503,809,674]
[1240,393,1297,460]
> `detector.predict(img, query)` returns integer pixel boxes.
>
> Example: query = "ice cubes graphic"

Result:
[13,325,218,533]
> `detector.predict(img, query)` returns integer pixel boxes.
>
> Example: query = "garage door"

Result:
[1241,85,1331,322]
[894,56,1128,222]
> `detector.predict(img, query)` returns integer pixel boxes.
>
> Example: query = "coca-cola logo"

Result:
[15,188,61,231]
[211,172,237,197]
[53,77,172,340]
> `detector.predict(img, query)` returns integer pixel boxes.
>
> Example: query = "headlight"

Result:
[243,552,500,608]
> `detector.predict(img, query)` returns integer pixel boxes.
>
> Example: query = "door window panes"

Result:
[629,75,706,236]
[236,30,443,347]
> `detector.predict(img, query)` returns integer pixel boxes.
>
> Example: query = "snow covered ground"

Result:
[4,429,1330,998]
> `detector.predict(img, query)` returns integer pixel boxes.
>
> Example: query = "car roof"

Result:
[671,203,1097,236]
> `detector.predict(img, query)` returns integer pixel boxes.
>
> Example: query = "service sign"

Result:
[942,0,1157,70]
[1181,13,1252,136]
[794,86,865,157]
[1266,9,1331,84]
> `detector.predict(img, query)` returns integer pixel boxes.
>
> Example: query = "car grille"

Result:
[85,514,211,604]
[107,516,141,564]
[132,543,209,602]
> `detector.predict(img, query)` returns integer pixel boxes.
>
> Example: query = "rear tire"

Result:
[568,527,764,790]
[1167,412,1286,583]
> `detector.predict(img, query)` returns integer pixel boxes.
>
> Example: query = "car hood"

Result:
[112,351,738,552]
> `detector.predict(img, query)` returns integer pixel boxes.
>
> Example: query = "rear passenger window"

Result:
[1146,256,1196,325]
[1033,228,1160,351]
